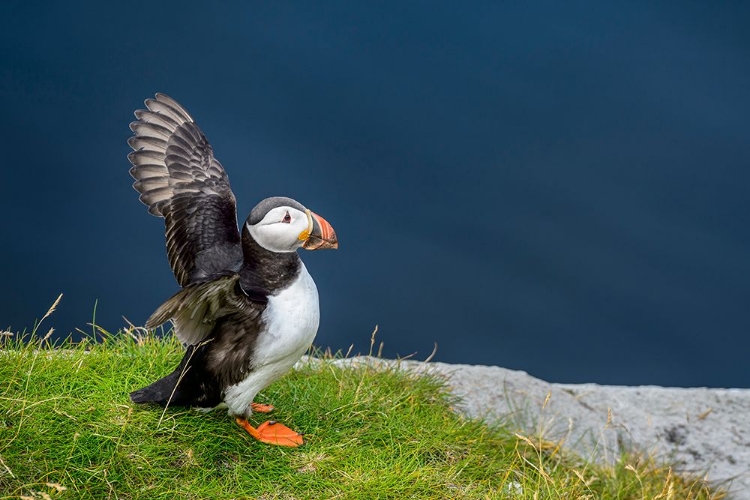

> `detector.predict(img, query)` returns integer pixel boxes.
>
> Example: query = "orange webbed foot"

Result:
[250,402,275,414]
[235,418,304,447]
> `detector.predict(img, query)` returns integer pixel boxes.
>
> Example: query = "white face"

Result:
[246,206,311,253]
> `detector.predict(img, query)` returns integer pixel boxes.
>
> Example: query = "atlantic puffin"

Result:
[127,93,338,447]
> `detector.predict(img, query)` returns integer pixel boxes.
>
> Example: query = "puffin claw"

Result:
[235,417,304,447]
[251,402,275,413]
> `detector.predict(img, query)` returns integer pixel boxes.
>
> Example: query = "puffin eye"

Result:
[282,211,292,223]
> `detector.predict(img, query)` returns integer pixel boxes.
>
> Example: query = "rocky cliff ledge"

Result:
[336,358,750,499]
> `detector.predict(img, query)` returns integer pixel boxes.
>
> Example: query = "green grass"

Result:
[0,330,725,499]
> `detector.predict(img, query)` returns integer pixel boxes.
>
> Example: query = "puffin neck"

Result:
[239,227,301,297]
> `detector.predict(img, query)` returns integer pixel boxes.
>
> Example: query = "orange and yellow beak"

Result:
[301,209,338,250]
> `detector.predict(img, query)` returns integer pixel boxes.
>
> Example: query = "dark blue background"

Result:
[2,2,748,387]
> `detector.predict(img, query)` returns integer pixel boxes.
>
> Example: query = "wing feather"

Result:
[128,93,242,286]
[146,274,258,346]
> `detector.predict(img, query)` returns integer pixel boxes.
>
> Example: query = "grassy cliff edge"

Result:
[0,332,724,499]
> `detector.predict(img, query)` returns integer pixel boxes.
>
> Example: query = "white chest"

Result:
[223,263,320,416]
[256,262,320,365]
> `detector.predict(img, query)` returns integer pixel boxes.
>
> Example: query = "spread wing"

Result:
[146,274,263,346]
[128,93,242,286]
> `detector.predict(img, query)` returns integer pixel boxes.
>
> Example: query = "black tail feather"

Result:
[129,345,222,408]
[130,370,183,405]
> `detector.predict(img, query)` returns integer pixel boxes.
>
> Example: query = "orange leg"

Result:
[235,418,304,447]
[250,402,275,413]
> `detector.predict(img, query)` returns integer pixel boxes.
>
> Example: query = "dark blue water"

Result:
[2,1,749,387]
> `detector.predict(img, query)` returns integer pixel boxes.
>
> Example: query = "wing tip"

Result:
[149,93,195,123]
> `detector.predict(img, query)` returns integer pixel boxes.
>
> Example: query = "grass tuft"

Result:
[0,331,726,499]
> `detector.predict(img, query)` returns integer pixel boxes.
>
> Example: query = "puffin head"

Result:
[245,196,338,253]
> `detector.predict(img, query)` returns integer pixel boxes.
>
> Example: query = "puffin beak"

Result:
[302,210,338,250]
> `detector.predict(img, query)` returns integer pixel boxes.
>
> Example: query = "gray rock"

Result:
[331,357,750,499]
